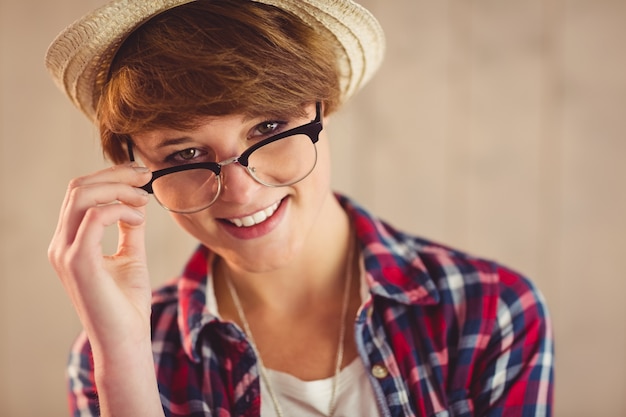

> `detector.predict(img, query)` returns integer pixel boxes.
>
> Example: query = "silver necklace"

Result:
[224,236,354,417]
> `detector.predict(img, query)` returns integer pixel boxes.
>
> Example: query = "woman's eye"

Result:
[178,148,199,160]
[166,148,203,163]
[256,121,284,136]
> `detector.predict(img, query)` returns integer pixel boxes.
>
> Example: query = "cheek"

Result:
[169,212,215,243]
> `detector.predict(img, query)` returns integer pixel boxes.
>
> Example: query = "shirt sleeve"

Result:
[474,266,555,416]
[67,331,100,417]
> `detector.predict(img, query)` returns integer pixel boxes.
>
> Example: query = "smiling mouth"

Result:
[226,200,281,227]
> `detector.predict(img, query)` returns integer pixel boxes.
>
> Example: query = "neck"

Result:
[215,195,353,314]
[224,206,356,417]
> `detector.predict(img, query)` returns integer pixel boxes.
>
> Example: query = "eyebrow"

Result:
[154,136,194,149]
[146,112,295,151]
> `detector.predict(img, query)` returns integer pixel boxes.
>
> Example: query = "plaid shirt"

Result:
[68,195,554,416]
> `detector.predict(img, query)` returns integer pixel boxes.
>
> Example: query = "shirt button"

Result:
[371,364,388,379]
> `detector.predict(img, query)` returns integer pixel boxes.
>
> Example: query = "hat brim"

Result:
[45,0,385,122]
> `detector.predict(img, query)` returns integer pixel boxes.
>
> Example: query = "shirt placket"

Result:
[355,300,417,417]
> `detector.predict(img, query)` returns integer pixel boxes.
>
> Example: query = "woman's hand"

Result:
[49,163,152,350]
[48,163,165,416]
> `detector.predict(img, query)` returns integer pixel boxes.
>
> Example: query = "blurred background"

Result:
[1,0,625,415]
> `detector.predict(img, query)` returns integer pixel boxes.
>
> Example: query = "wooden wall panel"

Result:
[1,0,624,415]
[554,0,626,413]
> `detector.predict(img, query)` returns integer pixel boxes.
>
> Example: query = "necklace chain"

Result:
[225,235,354,417]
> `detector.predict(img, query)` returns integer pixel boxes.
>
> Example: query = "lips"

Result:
[226,200,281,227]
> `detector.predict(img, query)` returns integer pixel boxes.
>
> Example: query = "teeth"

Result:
[228,201,280,228]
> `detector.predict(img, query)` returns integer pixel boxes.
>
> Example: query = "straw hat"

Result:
[45,0,385,123]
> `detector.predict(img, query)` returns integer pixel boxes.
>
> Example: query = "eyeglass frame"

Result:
[126,102,323,211]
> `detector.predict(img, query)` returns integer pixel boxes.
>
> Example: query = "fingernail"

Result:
[135,187,149,196]
[133,165,150,173]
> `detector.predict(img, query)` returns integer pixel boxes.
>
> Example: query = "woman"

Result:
[46,0,554,416]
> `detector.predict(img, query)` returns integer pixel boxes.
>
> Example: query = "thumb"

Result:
[117,205,147,261]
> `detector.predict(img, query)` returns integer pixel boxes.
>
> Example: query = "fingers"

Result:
[61,183,149,246]
[69,162,151,189]
[73,203,146,263]
[48,164,155,357]
[57,164,152,246]
[117,205,148,261]
[56,163,149,225]
[49,163,151,272]
[48,202,146,318]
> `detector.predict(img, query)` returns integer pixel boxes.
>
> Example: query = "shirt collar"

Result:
[176,245,222,362]
[338,194,441,306]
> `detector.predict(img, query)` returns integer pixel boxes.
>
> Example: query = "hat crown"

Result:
[45,0,385,122]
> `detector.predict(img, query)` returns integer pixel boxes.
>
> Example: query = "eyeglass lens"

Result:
[151,133,317,213]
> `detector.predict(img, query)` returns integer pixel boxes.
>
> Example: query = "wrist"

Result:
[94,340,164,417]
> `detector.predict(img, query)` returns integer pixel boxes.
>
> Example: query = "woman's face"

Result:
[131,103,334,272]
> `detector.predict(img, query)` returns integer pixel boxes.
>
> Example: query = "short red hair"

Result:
[97,0,342,163]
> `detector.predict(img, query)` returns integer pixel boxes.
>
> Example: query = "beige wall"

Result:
[1,0,625,415]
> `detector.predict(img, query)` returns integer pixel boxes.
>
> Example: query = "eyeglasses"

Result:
[127,102,323,214]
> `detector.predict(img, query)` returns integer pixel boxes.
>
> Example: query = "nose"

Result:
[217,156,261,204]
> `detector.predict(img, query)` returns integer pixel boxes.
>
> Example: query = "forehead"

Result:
[131,109,313,150]
[133,103,317,141]
[131,113,248,145]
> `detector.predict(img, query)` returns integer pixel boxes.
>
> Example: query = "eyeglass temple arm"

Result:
[126,138,136,162]
[315,102,322,122]
[124,138,156,193]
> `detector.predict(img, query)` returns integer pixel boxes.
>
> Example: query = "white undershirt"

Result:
[208,254,381,416]
[261,357,382,417]
[259,257,381,417]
